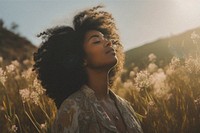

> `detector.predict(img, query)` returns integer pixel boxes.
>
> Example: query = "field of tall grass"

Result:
[0,33,200,133]
[0,59,57,133]
[114,54,200,133]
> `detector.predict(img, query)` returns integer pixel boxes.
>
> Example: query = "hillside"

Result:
[0,23,37,64]
[125,27,200,69]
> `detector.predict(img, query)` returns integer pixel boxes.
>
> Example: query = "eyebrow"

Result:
[87,34,100,42]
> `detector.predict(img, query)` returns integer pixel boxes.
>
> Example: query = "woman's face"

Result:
[83,30,118,70]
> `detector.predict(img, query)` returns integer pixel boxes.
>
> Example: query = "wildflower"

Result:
[191,31,200,44]
[170,57,181,68]
[194,96,200,106]
[23,59,30,65]
[0,67,7,85]
[30,91,39,105]
[123,80,133,89]
[6,64,15,73]
[10,125,18,132]
[33,79,45,95]
[11,60,20,67]
[166,57,181,75]
[133,66,139,73]
[150,70,166,90]
[19,88,31,103]
[147,63,158,73]
[22,68,33,79]
[19,88,40,105]
[148,53,157,62]
[185,56,200,74]
[129,71,135,78]
[150,71,169,98]
[134,70,151,90]
[40,122,47,130]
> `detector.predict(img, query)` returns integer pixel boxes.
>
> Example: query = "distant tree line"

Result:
[0,18,19,33]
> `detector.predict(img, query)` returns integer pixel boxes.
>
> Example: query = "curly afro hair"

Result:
[33,5,124,108]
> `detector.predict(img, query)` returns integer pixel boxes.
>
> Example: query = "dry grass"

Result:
[1,37,200,132]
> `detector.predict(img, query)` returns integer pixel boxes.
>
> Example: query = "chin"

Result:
[108,57,118,69]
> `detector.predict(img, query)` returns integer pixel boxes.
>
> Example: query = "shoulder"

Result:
[52,90,85,133]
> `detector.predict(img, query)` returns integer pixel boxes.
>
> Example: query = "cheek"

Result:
[86,47,105,64]
[85,48,117,68]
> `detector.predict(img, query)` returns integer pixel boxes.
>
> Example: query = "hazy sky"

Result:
[0,0,200,51]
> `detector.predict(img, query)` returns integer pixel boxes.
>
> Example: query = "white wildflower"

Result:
[20,88,41,105]
[33,79,45,95]
[147,63,158,73]
[40,122,47,130]
[22,68,33,79]
[10,125,18,132]
[194,97,200,106]
[150,71,166,90]
[30,91,39,105]
[148,53,157,62]
[170,57,180,68]
[185,56,200,74]
[129,71,135,78]
[23,59,30,65]
[19,88,31,103]
[0,68,7,85]
[134,70,152,90]
[133,66,139,73]
[6,64,15,73]
[150,70,170,99]
[11,60,20,67]
[123,80,133,89]
[191,31,200,44]
[166,67,174,75]
[157,68,164,73]
[166,57,181,75]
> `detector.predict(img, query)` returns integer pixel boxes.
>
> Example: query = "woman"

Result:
[33,5,143,133]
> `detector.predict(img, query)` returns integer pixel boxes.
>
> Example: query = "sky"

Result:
[0,0,200,51]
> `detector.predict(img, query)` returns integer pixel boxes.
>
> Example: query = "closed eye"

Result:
[93,41,101,44]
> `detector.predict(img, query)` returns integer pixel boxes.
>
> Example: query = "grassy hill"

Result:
[0,19,200,71]
[0,23,36,64]
[125,27,200,70]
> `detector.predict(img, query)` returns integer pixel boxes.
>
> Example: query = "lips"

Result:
[105,48,116,54]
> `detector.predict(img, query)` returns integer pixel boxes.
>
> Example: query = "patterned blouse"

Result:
[52,84,143,133]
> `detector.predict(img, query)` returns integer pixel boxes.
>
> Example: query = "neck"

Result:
[86,68,111,100]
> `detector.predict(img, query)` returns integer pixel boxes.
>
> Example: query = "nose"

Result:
[104,38,112,47]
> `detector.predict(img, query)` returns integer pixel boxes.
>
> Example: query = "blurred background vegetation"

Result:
[0,19,200,133]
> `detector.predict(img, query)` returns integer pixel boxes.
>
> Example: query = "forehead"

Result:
[84,30,104,39]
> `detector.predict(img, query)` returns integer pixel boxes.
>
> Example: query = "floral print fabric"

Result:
[52,85,143,133]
